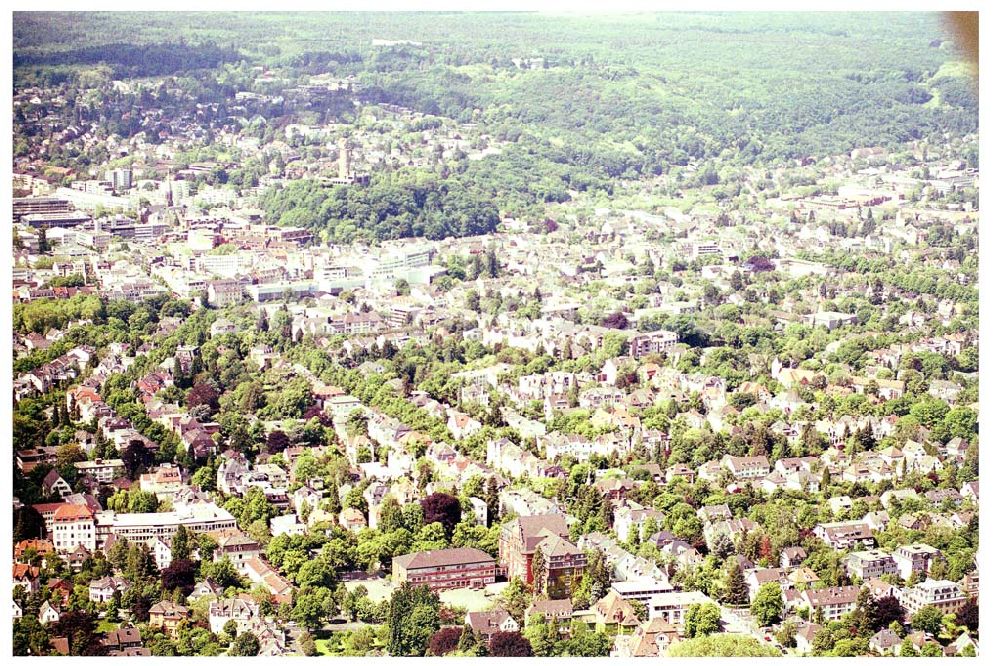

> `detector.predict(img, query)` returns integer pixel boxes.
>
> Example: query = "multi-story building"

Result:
[101,627,145,656]
[52,504,96,553]
[88,576,129,603]
[73,458,125,484]
[614,505,666,543]
[534,533,587,599]
[329,313,384,335]
[893,544,941,581]
[499,514,570,584]
[98,218,170,242]
[207,279,244,307]
[721,454,771,479]
[148,601,189,639]
[13,196,72,222]
[391,547,497,591]
[845,550,899,581]
[690,241,721,259]
[104,167,133,192]
[900,579,967,616]
[465,609,519,639]
[139,463,184,501]
[244,556,295,605]
[813,521,876,550]
[107,502,237,545]
[629,331,680,358]
[208,598,260,634]
[499,487,559,517]
[13,564,41,594]
[647,591,715,629]
[214,533,264,576]
[22,210,92,229]
[803,586,862,622]
[962,569,979,602]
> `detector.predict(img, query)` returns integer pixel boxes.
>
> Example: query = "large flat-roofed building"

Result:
[106,502,237,545]
[13,197,72,222]
[647,590,714,629]
[23,211,92,229]
[246,282,317,302]
[96,217,170,241]
[611,578,676,604]
[55,186,137,212]
[392,547,497,591]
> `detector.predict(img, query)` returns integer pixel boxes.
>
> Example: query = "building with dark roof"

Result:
[498,514,569,584]
[391,547,496,591]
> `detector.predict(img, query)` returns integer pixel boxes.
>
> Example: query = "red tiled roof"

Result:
[53,504,94,521]
[32,502,66,515]
[13,563,40,579]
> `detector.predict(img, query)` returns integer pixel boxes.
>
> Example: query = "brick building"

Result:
[391,547,496,591]
[498,514,570,584]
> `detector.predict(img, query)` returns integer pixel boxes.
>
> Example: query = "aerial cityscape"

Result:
[10,11,979,658]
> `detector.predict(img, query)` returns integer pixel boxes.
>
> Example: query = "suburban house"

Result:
[208,597,261,634]
[812,521,875,550]
[465,609,519,638]
[148,600,189,638]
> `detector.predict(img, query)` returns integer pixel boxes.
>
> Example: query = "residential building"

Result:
[148,601,189,638]
[845,550,899,581]
[465,609,519,638]
[900,579,967,616]
[813,521,875,550]
[893,544,940,581]
[803,586,861,622]
[208,598,261,634]
[647,591,715,628]
[74,458,125,484]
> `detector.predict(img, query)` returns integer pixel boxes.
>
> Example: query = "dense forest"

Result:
[15,12,977,159]
[260,174,500,244]
[12,41,240,79]
[14,11,978,236]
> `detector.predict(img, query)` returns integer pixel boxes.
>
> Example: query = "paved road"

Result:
[321,619,370,634]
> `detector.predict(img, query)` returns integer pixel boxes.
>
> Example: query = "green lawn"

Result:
[96,619,119,633]
[314,639,336,656]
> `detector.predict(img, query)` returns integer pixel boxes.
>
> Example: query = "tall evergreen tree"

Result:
[484,477,499,526]
[486,248,499,278]
[171,524,190,562]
